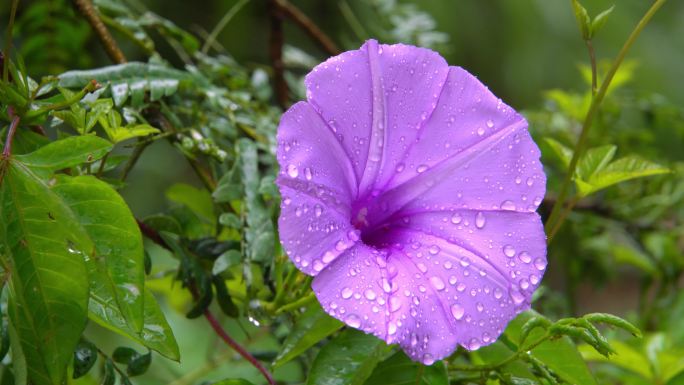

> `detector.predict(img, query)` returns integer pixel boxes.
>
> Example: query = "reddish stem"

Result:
[274,0,340,56]
[136,220,276,385]
[2,106,20,158]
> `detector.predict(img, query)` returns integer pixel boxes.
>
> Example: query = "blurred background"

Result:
[1,1,683,384]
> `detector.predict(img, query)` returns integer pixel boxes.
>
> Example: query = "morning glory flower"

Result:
[276,40,546,364]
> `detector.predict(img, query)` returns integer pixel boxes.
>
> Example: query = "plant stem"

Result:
[449,333,551,372]
[2,107,20,159]
[72,0,127,64]
[585,39,597,96]
[547,195,580,240]
[269,0,289,109]
[545,0,668,243]
[3,0,19,82]
[25,80,99,118]
[274,0,340,56]
[275,292,315,315]
[201,0,250,55]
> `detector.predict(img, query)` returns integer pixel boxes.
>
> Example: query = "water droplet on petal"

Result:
[477,127,485,136]
[341,287,353,299]
[468,338,482,350]
[389,296,401,312]
[451,304,465,320]
[422,353,435,365]
[304,167,313,181]
[429,245,440,255]
[314,204,323,217]
[451,213,462,224]
[456,283,466,292]
[494,287,503,299]
[503,245,516,258]
[476,302,484,312]
[534,258,547,271]
[486,119,494,128]
[364,289,376,301]
[286,164,298,178]
[475,212,486,229]
[417,164,429,173]
[500,200,516,211]
[430,276,445,291]
[388,321,397,335]
[346,314,361,328]
[518,251,532,264]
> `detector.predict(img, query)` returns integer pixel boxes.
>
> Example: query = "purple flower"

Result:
[276,40,546,364]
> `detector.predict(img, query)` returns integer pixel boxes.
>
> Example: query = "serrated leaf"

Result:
[306,329,390,385]
[364,351,448,385]
[576,145,616,181]
[14,136,112,177]
[51,175,145,332]
[238,139,274,263]
[58,62,190,107]
[506,311,598,385]
[0,161,90,385]
[273,303,343,368]
[578,156,670,197]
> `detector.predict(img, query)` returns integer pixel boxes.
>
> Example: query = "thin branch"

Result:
[545,0,668,243]
[274,0,340,56]
[2,107,20,159]
[3,0,19,82]
[269,0,289,108]
[585,39,597,96]
[201,0,251,55]
[72,0,127,64]
[136,220,276,385]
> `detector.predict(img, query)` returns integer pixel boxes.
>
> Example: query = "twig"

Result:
[3,0,19,82]
[273,0,340,56]
[72,0,127,64]
[119,139,150,182]
[2,107,20,159]
[585,39,598,96]
[545,0,668,243]
[201,0,251,55]
[269,0,289,108]
[136,220,276,385]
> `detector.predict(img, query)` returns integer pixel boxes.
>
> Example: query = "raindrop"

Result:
[417,263,428,273]
[341,287,353,299]
[503,245,516,258]
[468,338,482,350]
[396,163,405,173]
[486,119,494,128]
[430,276,446,291]
[526,177,534,186]
[322,251,335,263]
[444,261,453,270]
[346,314,361,328]
[313,260,324,272]
[364,289,377,301]
[475,212,486,229]
[389,296,402,312]
[422,354,435,365]
[494,287,503,299]
[476,302,484,312]
[451,304,465,320]
[417,164,429,173]
[500,200,516,211]
[388,321,397,335]
[534,258,547,271]
[519,278,530,290]
[304,167,313,181]
[314,204,323,217]
[510,289,525,305]
[286,164,299,178]
[429,245,440,255]
[456,283,466,292]
[477,127,485,136]
[518,251,532,264]
[451,213,463,224]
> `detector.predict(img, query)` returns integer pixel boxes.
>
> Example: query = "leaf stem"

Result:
[3,0,19,82]
[273,0,340,56]
[2,107,20,159]
[449,333,552,372]
[72,0,127,64]
[269,0,289,109]
[275,292,315,315]
[25,80,100,119]
[201,0,250,55]
[585,39,597,96]
[545,0,668,243]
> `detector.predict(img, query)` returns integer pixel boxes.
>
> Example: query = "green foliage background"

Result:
[0,1,683,385]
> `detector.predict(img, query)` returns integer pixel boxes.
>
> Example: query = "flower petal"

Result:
[365,67,545,228]
[277,102,360,275]
[370,210,546,362]
[305,40,448,200]
[312,243,393,340]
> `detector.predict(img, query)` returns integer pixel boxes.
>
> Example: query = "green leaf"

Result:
[213,250,242,275]
[58,62,191,107]
[506,311,598,385]
[306,329,390,385]
[571,0,591,40]
[576,145,616,182]
[579,340,652,380]
[578,156,670,197]
[0,162,90,385]
[544,138,573,169]
[98,109,159,143]
[364,351,448,385]
[14,135,112,176]
[126,351,151,376]
[211,380,257,385]
[590,6,615,37]
[112,347,138,364]
[72,340,98,379]
[273,303,343,368]
[238,139,275,263]
[88,287,180,361]
[51,175,145,332]
[584,313,641,337]
[166,183,216,224]
[102,358,116,385]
